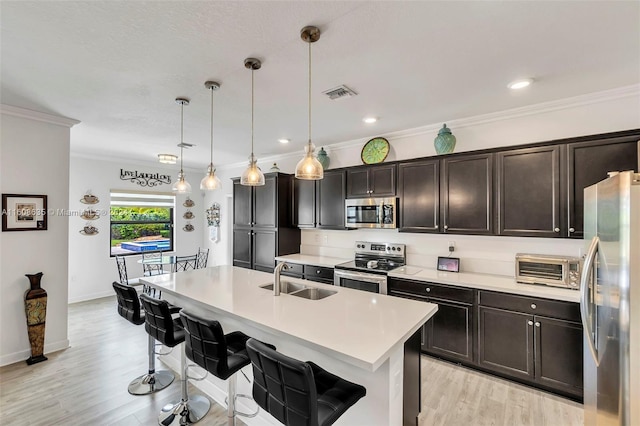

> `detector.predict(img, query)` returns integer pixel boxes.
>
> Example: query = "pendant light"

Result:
[240,58,265,186]
[200,81,222,190]
[295,26,324,180]
[172,98,192,194]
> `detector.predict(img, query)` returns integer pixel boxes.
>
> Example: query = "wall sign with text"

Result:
[119,169,172,187]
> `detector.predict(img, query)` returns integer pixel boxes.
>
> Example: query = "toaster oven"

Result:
[515,254,582,289]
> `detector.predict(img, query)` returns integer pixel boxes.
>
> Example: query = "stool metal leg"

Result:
[128,334,174,395]
[225,371,258,425]
[159,343,210,425]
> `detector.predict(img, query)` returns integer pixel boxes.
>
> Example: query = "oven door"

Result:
[334,269,387,294]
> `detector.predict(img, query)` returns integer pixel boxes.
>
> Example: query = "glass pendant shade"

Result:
[295,141,324,180]
[241,154,265,186]
[200,164,221,190]
[172,171,192,194]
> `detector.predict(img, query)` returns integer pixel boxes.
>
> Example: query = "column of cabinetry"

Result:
[232,173,300,272]
[293,169,347,229]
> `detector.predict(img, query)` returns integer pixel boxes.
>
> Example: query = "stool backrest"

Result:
[173,255,197,272]
[179,310,233,379]
[139,293,182,347]
[115,255,128,284]
[196,248,209,269]
[112,281,144,325]
[246,338,318,426]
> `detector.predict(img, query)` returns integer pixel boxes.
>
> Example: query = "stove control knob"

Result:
[391,247,396,251]
[397,247,402,252]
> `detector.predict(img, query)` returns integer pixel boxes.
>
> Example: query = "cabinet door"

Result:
[534,316,583,396]
[423,298,473,364]
[398,160,439,232]
[232,229,252,269]
[253,230,276,273]
[233,181,253,227]
[478,306,534,380]
[369,164,396,197]
[294,179,316,228]
[442,153,493,234]
[567,136,638,238]
[346,168,370,198]
[497,145,561,237]
[253,175,276,228]
[317,170,346,229]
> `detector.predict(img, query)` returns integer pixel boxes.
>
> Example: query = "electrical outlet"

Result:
[448,241,455,252]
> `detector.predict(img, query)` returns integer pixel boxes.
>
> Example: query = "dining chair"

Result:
[196,248,209,269]
[173,255,197,272]
[116,255,151,295]
[142,252,164,276]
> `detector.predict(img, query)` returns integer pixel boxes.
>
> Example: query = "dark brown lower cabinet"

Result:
[424,298,474,364]
[477,292,583,399]
[252,230,276,272]
[232,229,252,269]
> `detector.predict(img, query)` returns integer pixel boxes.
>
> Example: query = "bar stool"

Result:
[176,310,276,425]
[112,282,174,395]
[139,295,210,425]
[246,338,367,426]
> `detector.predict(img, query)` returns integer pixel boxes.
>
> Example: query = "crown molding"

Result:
[0,104,80,128]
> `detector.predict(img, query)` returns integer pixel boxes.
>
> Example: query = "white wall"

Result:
[68,157,204,303]
[0,105,77,366]
[203,86,640,275]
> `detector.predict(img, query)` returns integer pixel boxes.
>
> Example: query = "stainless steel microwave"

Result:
[345,198,396,229]
[515,253,582,289]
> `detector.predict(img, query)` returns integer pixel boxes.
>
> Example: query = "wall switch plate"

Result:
[448,241,455,252]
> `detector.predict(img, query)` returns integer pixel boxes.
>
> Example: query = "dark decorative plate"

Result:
[361,137,390,164]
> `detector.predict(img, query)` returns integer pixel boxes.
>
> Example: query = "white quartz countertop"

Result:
[141,266,437,371]
[389,267,580,303]
[275,254,350,268]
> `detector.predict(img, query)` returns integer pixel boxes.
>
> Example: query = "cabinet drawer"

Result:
[478,291,580,322]
[303,265,334,281]
[281,262,304,277]
[388,279,474,304]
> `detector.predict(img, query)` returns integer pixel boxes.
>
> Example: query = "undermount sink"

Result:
[289,287,337,300]
[259,281,307,294]
[259,282,336,300]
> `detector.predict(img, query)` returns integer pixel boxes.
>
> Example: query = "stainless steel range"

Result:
[334,241,406,294]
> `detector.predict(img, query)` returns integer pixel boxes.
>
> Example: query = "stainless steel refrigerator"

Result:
[582,171,639,426]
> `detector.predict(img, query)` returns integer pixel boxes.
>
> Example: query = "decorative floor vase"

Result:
[24,272,48,365]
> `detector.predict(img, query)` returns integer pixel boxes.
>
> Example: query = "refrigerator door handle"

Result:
[580,235,600,366]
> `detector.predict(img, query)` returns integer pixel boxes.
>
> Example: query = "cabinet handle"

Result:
[569,227,575,233]
[444,225,449,230]
[531,303,537,309]
[554,227,560,233]
[247,232,251,235]
[434,224,438,229]
[425,287,431,292]
[528,320,534,326]
[316,270,321,274]
[535,322,541,327]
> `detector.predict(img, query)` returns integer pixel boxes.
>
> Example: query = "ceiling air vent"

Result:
[322,85,358,100]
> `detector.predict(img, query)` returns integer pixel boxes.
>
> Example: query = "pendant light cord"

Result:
[180,102,184,173]
[210,87,214,165]
[251,68,255,159]
[308,39,312,146]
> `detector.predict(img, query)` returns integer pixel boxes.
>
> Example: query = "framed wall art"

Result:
[2,194,48,231]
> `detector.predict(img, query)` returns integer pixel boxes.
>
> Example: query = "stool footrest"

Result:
[225,393,259,418]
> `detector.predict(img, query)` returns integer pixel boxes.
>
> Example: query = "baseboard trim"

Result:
[0,339,70,367]
[68,290,113,304]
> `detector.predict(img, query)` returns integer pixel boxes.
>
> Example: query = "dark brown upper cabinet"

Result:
[496,145,562,238]
[441,153,493,235]
[567,136,638,238]
[293,170,347,230]
[346,164,396,198]
[398,160,440,232]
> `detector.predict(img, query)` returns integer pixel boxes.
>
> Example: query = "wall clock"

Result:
[361,137,390,164]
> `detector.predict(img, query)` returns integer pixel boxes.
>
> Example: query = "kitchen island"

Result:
[141,265,437,426]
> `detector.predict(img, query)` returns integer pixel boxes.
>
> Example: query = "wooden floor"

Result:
[0,296,583,425]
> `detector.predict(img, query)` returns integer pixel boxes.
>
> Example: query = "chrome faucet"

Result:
[273,261,290,296]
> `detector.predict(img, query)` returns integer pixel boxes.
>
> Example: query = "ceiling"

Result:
[2,1,639,169]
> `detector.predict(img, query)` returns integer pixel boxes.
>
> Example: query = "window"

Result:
[109,191,175,256]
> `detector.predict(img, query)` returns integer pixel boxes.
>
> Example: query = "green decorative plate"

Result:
[361,137,390,164]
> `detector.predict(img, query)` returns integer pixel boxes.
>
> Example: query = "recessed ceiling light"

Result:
[363,117,378,124]
[508,78,533,90]
[278,138,290,144]
[157,154,177,164]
